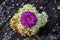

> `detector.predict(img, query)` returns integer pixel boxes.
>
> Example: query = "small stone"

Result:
[39,6,43,9]
[57,6,60,10]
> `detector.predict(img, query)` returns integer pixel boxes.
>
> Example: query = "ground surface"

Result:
[0,0,60,40]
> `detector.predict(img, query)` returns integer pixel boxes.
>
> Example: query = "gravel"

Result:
[0,0,60,40]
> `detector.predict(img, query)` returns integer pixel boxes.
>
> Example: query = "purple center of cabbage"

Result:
[20,11,37,28]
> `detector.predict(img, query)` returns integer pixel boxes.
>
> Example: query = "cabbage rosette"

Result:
[10,4,48,37]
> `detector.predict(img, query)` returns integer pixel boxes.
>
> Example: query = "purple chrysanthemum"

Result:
[20,11,38,28]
